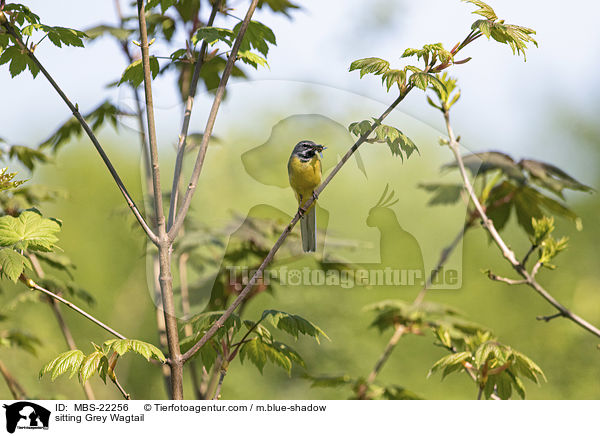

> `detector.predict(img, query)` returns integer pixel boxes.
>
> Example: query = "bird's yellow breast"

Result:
[288,155,322,205]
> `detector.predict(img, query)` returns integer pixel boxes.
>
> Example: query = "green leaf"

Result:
[474,341,499,368]
[192,27,234,47]
[237,50,269,69]
[0,209,61,252]
[512,351,545,383]
[0,249,31,282]
[495,373,513,399]
[233,20,276,57]
[118,57,160,88]
[507,369,526,399]
[0,167,26,192]
[0,45,30,78]
[428,351,471,378]
[349,57,390,78]
[79,351,104,384]
[381,69,406,91]
[40,349,85,381]
[462,0,497,20]
[239,338,267,373]
[409,72,429,91]
[103,339,166,363]
[262,309,329,343]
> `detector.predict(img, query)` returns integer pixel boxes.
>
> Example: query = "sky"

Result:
[1,0,599,186]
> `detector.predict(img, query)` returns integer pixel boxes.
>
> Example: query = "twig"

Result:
[167,0,222,230]
[414,220,472,305]
[0,20,159,246]
[487,272,527,286]
[180,88,411,363]
[28,253,96,400]
[168,0,261,240]
[356,324,406,399]
[111,372,131,400]
[0,359,27,400]
[536,312,563,322]
[19,274,127,340]
[443,108,600,339]
[477,385,484,400]
[212,369,226,400]
[522,244,537,268]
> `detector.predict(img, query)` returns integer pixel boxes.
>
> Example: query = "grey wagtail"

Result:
[287,140,326,252]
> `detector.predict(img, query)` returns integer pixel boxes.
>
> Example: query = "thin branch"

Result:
[522,244,537,268]
[111,372,131,400]
[181,88,411,364]
[19,274,127,340]
[212,369,226,400]
[536,312,562,322]
[167,0,222,230]
[487,272,527,286]
[28,253,96,399]
[0,359,27,400]
[356,324,406,399]
[0,20,159,246]
[168,0,261,240]
[443,108,600,339]
[414,220,472,305]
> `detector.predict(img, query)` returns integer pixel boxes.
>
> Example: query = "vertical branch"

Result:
[167,0,222,230]
[168,0,261,240]
[136,0,183,399]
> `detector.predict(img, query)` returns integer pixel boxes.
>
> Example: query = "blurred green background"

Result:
[1,0,599,400]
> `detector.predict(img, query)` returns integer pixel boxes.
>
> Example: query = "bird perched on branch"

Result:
[287,140,326,252]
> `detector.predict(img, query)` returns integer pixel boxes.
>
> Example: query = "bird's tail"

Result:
[300,204,317,252]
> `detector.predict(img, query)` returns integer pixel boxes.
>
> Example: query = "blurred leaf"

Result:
[520,159,594,198]
[84,24,133,42]
[0,329,40,355]
[8,145,50,171]
[418,183,463,206]
[41,100,131,152]
[257,0,300,17]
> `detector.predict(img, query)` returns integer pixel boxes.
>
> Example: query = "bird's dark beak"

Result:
[314,144,326,157]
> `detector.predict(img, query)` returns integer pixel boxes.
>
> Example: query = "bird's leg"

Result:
[311,190,319,202]
[297,194,307,217]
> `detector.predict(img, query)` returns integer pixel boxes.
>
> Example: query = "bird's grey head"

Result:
[292,140,326,161]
